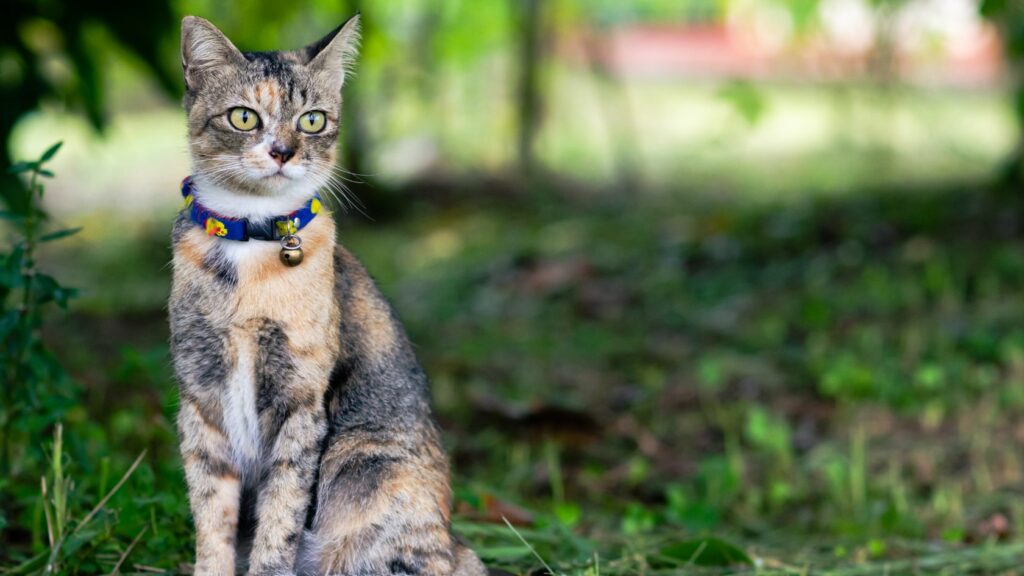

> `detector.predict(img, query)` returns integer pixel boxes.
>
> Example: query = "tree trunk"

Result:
[341,0,371,180]
[980,3,1024,188]
[582,27,641,192]
[515,0,543,184]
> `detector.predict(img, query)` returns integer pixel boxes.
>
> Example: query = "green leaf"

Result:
[68,30,106,131]
[32,274,62,305]
[980,0,1008,18]
[53,287,80,309]
[39,141,63,164]
[31,274,79,309]
[0,310,20,340]
[1,550,48,576]
[652,537,754,568]
[38,169,55,178]
[7,161,38,175]
[621,503,657,534]
[1,246,27,287]
[744,407,791,455]
[40,228,84,243]
[554,502,581,527]
[61,524,105,557]
[718,80,767,127]
[474,545,532,561]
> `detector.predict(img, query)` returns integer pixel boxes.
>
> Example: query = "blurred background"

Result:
[5,0,1024,574]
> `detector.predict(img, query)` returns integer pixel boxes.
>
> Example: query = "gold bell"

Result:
[279,235,304,267]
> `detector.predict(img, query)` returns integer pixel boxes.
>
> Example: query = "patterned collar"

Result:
[180,176,323,241]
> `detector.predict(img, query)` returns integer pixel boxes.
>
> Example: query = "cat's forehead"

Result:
[216,51,335,109]
[243,51,304,79]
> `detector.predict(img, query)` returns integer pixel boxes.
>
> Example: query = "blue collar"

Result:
[180,176,323,241]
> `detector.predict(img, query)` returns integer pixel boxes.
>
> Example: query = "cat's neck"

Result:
[189,173,319,221]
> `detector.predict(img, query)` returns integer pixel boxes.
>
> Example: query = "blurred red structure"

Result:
[565,18,1003,88]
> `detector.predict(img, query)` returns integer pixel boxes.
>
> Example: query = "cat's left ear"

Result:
[181,16,246,91]
[303,14,361,93]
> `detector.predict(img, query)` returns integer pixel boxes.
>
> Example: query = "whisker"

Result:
[308,165,372,221]
[186,155,373,220]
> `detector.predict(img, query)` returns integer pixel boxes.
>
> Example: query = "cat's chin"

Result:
[189,172,319,221]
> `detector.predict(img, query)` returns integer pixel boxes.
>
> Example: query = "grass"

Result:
[4,174,1024,574]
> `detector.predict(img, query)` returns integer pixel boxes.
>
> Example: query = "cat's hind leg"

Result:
[299,429,482,576]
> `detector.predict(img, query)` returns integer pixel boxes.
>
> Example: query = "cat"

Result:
[169,14,487,576]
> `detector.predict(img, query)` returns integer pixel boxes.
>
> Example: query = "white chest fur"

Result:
[217,237,280,265]
[224,330,262,481]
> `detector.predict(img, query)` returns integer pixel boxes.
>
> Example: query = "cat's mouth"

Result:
[241,161,306,189]
[260,166,298,181]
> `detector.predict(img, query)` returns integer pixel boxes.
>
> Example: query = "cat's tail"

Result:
[453,543,488,576]
[294,529,325,576]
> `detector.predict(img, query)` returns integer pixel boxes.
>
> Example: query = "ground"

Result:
[3,173,1023,575]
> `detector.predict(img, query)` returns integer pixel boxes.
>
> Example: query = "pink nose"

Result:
[269,142,295,166]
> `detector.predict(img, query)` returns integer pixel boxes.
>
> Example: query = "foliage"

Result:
[1,142,79,479]
[4,425,147,576]
[0,0,179,213]
[0,145,181,576]
[981,0,1024,181]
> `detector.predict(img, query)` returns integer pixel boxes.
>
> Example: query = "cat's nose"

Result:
[269,142,295,166]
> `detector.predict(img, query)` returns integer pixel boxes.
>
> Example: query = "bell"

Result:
[279,235,304,267]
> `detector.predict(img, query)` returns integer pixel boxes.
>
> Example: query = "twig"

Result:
[108,526,148,576]
[685,540,708,566]
[75,450,146,533]
[502,516,559,576]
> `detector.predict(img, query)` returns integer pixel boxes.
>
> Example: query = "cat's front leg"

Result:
[246,393,325,576]
[178,395,242,576]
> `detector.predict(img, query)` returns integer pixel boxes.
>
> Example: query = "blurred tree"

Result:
[580,22,642,191]
[0,0,180,213]
[412,3,442,102]
[514,0,544,183]
[981,0,1024,185]
[340,0,372,180]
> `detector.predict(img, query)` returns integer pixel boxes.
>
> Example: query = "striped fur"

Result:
[171,16,485,576]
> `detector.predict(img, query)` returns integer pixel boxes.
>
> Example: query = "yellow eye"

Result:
[297,111,326,134]
[228,107,259,131]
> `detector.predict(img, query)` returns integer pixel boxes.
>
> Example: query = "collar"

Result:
[180,176,323,241]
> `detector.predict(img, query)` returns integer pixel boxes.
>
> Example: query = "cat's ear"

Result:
[181,16,245,91]
[303,14,361,93]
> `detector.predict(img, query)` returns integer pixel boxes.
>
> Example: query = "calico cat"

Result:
[169,15,486,576]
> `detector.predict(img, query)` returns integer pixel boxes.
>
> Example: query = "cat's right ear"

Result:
[181,16,244,91]
[303,15,361,94]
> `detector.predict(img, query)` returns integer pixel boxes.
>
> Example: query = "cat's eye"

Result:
[228,107,260,131]
[297,111,326,134]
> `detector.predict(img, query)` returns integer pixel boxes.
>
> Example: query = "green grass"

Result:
[6,177,1024,574]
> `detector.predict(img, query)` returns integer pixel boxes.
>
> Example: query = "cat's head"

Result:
[180,15,359,217]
